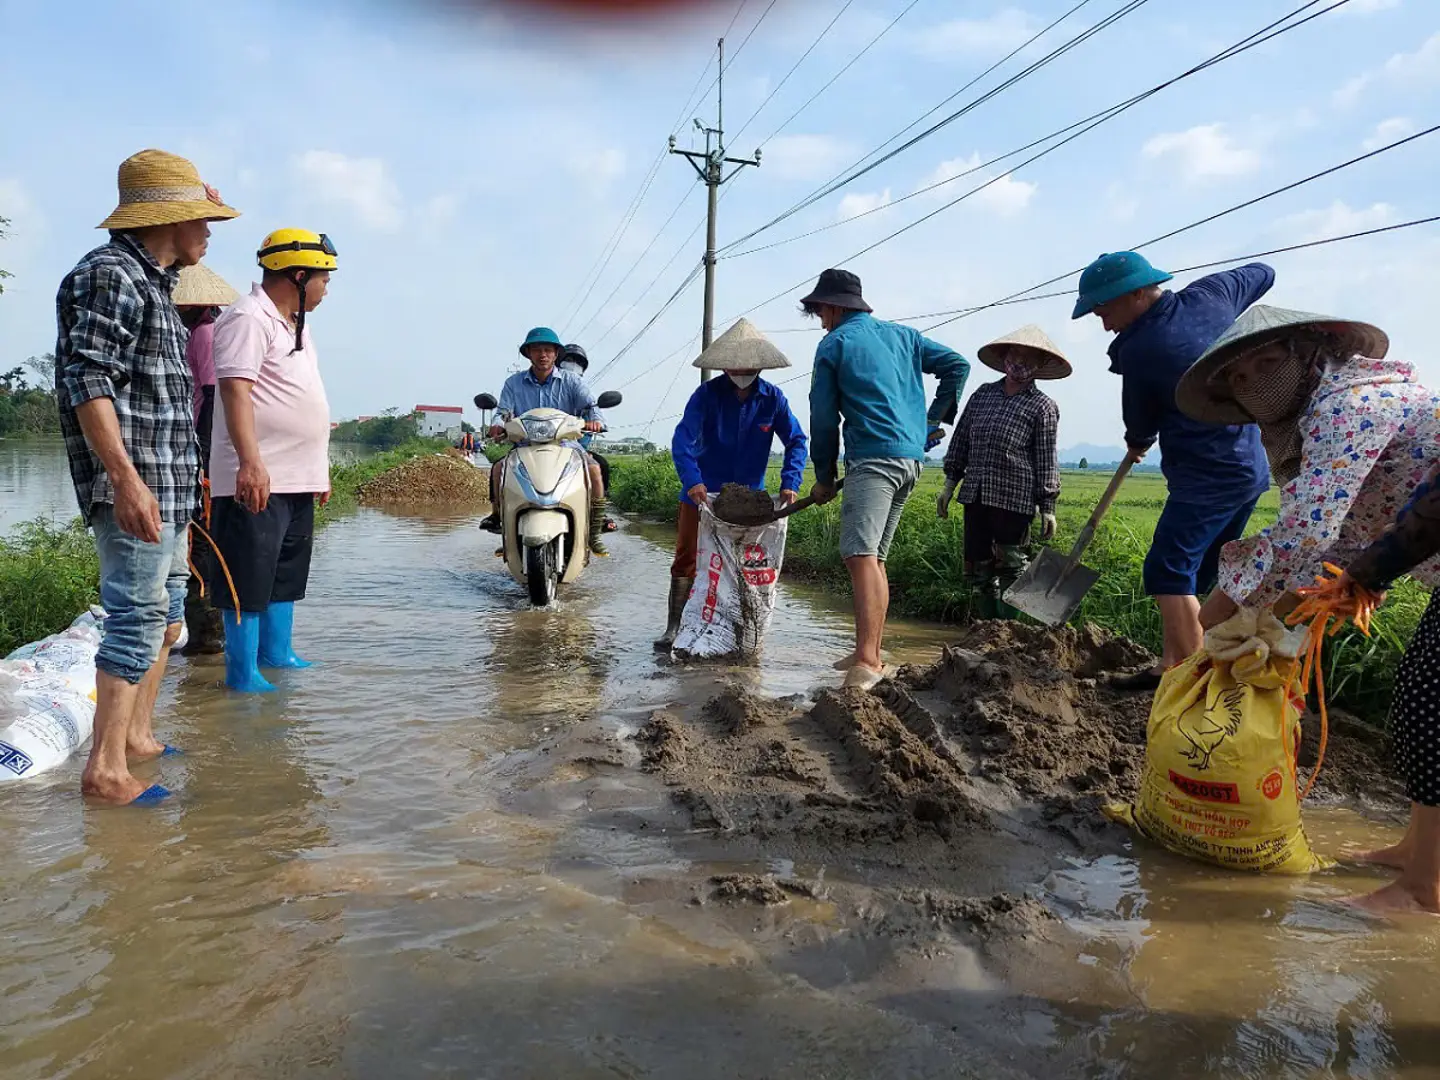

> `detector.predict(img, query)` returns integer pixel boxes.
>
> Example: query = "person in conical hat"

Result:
[937,325,1069,620]
[1178,303,1440,916]
[54,148,239,805]
[653,319,809,652]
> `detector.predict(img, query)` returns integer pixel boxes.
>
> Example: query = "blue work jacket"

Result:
[672,376,808,506]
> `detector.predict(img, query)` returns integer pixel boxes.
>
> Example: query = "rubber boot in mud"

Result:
[589,499,609,556]
[258,601,312,669]
[966,560,998,620]
[653,576,693,651]
[994,544,1030,621]
[223,612,276,693]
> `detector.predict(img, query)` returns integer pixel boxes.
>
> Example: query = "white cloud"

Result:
[1363,117,1417,151]
[1141,123,1260,182]
[838,189,892,220]
[1278,200,1396,243]
[294,150,404,230]
[763,134,856,181]
[916,8,1040,58]
[1334,31,1440,106]
[925,155,1036,216]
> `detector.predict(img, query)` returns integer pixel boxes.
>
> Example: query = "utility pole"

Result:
[670,37,760,383]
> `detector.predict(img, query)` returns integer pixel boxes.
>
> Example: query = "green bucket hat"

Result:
[1176,304,1389,425]
[520,326,563,357]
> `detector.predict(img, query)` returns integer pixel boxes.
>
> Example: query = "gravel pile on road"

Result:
[357,454,490,509]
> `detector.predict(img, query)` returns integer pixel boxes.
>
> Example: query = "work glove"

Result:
[1040,512,1057,540]
[924,425,946,453]
[937,479,958,519]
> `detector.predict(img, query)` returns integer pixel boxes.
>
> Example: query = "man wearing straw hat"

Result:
[1072,253,1275,691]
[55,149,239,805]
[654,318,808,651]
[174,262,240,656]
[938,325,1068,620]
[800,268,969,690]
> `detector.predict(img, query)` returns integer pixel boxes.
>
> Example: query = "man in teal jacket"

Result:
[803,268,970,689]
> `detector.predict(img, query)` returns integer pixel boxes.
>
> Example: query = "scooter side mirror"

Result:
[474,393,499,411]
[596,391,623,409]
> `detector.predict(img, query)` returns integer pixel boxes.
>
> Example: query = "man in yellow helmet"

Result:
[208,229,335,692]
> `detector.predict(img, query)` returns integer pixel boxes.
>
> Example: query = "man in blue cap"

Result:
[1073,252,1274,690]
[481,327,609,554]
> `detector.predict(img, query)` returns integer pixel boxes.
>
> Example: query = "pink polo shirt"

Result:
[210,284,331,498]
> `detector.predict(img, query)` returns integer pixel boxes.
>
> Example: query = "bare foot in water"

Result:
[126,734,167,761]
[1345,882,1440,917]
[81,766,152,806]
[1346,839,1413,870]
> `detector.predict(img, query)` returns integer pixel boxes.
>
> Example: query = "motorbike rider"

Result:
[479,327,610,555]
[558,343,617,534]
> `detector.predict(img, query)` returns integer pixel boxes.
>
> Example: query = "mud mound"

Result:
[358,454,490,508]
[711,483,775,525]
[636,711,689,771]
[945,619,1154,681]
[709,874,819,906]
[891,889,1057,938]
[703,688,795,734]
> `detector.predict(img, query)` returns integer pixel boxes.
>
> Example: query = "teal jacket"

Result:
[808,312,970,484]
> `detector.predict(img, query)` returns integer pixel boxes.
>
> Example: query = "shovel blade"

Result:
[1002,548,1101,626]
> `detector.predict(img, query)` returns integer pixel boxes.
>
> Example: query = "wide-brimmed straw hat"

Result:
[977,325,1072,380]
[1176,304,1389,425]
[172,262,239,307]
[98,149,240,230]
[692,318,791,371]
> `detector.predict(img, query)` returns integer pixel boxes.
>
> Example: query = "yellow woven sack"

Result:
[1104,610,1332,874]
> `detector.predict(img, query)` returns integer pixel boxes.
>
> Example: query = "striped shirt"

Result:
[55,234,200,524]
[943,379,1060,517]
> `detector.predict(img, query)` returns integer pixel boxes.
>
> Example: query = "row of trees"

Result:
[0,354,60,437]
[330,409,424,449]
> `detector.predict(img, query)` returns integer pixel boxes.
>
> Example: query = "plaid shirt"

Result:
[943,379,1060,516]
[55,234,200,524]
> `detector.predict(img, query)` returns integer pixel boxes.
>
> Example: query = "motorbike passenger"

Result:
[479,327,610,555]
[558,342,617,534]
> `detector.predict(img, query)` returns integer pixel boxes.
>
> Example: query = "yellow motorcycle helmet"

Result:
[257,228,338,273]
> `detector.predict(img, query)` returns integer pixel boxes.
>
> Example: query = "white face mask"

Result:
[558,361,584,376]
[728,373,757,389]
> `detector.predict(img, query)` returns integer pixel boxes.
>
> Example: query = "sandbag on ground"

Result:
[673,502,787,660]
[0,609,104,782]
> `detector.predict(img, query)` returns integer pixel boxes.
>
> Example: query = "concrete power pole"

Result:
[669,37,760,383]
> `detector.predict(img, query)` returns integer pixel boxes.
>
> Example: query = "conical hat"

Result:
[977,324,1072,380]
[1177,304,1389,425]
[173,262,239,307]
[691,318,791,371]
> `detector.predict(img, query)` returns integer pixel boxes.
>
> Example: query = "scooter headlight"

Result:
[521,417,559,443]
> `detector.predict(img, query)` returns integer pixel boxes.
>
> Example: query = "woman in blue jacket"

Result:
[656,319,808,651]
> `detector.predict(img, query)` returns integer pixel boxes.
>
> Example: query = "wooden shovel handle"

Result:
[774,477,846,521]
[1059,458,1135,573]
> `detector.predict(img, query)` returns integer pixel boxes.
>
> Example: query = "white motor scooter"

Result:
[474,390,622,606]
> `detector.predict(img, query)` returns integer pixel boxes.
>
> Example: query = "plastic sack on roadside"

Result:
[0,608,104,782]
[672,502,788,660]
[1103,609,1332,874]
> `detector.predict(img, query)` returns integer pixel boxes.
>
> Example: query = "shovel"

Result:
[1002,459,1135,626]
[715,478,845,527]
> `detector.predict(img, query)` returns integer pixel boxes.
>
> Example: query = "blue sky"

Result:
[2,0,1436,453]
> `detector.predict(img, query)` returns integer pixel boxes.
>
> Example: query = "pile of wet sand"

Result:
[358,454,490,509]
[711,483,776,525]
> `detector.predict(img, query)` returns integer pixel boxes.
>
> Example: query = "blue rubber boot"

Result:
[223,612,276,693]
[258,602,312,669]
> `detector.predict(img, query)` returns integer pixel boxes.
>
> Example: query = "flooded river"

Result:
[2,441,1437,1078]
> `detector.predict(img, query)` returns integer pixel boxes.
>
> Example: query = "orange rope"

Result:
[1285,561,1383,799]
[189,520,243,625]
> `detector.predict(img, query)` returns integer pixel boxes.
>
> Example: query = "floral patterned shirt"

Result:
[1219,356,1440,608]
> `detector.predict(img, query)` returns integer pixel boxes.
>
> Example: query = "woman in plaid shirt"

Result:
[938,326,1068,619]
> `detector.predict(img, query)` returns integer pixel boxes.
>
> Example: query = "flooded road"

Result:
[2,483,1438,1078]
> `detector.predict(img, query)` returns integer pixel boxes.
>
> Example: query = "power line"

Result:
[727,0,856,151]
[596,262,706,383]
[588,215,708,372]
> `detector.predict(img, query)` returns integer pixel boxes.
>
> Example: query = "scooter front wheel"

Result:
[525,540,559,606]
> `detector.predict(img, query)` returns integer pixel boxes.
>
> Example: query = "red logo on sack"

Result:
[1168,770,1241,804]
[1261,770,1284,801]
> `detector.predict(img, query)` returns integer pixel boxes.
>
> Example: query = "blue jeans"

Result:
[91,506,189,684]
[1143,497,1259,597]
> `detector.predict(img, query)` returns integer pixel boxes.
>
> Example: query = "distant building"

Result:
[415,404,464,440]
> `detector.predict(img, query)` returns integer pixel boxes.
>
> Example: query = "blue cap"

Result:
[1072,252,1173,319]
[520,326,563,356]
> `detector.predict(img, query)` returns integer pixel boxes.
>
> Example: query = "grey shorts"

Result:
[839,458,923,561]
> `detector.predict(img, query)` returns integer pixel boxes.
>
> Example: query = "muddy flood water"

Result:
[3,461,1439,1078]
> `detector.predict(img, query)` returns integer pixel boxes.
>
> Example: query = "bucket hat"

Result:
[98,149,240,230]
[519,326,564,357]
[1071,251,1172,319]
[172,262,239,308]
[977,325,1072,380]
[1176,304,1389,425]
[691,318,791,371]
[800,268,873,313]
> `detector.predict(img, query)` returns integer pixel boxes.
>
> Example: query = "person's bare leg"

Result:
[127,622,180,759]
[1155,594,1203,671]
[847,555,887,672]
[1351,815,1418,869]
[1348,804,1440,916]
[82,672,149,804]
[837,560,890,671]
